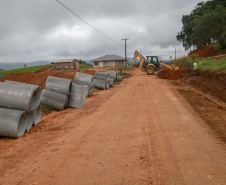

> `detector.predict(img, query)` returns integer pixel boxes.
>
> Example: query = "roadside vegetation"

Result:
[177,0,226,50]
[0,63,92,75]
[0,65,49,75]
[79,63,93,69]
[174,56,226,72]
[41,103,55,115]
[120,66,133,71]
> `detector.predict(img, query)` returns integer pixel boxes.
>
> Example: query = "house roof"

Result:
[93,55,125,62]
[56,59,78,63]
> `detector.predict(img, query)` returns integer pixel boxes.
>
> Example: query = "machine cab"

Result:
[146,56,159,68]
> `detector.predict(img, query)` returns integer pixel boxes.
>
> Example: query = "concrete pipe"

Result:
[74,72,94,87]
[73,81,89,98]
[45,76,72,96]
[93,79,106,90]
[65,96,70,108]
[109,78,116,87]
[0,108,26,138]
[4,80,41,107]
[94,72,109,80]
[33,104,42,126]
[26,111,34,132]
[107,71,118,81]
[69,83,87,108]
[117,75,122,82]
[106,81,110,89]
[0,82,37,112]
[40,89,67,111]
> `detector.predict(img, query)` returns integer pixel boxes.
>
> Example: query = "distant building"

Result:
[93,55,126,69]
[55,59,79,70]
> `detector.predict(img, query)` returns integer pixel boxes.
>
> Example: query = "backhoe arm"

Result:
[132,50,146,70]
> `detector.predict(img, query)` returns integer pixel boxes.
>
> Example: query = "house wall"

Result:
[55,60,79,70]
[103,61,115,67]
[93,60,126,68]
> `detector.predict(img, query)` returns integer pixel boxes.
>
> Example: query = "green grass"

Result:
[196,58,226,71]
[79,63,93,69]
[0,65,48,75]
[174,57,226,72]
[40,103,55,115]
[119,66,134,71]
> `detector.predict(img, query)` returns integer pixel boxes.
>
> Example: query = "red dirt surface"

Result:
[0,69,226,184]
[157,69,226,103]
[156,68,187,80]
[189,47,226,58]
[0,69,96,90]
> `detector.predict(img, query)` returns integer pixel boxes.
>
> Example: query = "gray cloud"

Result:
[0,0,204,63]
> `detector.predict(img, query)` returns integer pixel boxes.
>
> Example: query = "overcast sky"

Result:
[0,0,204,63]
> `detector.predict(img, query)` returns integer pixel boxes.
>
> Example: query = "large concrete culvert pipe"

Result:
[73,81,89,98]
[69,83,87,108]
[107,71,118,81]
[94,72,110,89]
[45,76,72,96]
[74,72,94,97]
[94,72,109,81]
[25,111,34,132]
[117,75,122,82]
[74,72,94,88]
[33,104,42,126]
[0,108,26,138]
[109,78,116,87]
[4,80,42,107]
[0,82,37,112]
[93,79,106,90]
[40,89,67,111]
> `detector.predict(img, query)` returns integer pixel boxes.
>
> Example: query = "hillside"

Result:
[189,46,226,58]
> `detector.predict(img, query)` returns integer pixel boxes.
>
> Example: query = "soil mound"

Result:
[157,68,226,102]
[189,47,226,58]
[0,69,96,90]
[156,68,187,80]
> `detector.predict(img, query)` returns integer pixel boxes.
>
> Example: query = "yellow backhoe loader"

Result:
[132,50,175,75]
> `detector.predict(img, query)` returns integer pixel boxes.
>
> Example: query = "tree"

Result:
[177,0,226,50]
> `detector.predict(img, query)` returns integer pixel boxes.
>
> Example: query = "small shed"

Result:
[55,59,79,70]
[93,55,126,69]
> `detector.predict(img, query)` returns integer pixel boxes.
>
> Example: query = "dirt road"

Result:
[0,69,226,185]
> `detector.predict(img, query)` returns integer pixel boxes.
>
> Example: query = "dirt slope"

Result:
[0,69,226,185]
[189,47,226,58]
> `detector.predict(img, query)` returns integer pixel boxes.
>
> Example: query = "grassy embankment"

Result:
[174,57,226,72]
[0,65,49,75]
[0,63,93,75]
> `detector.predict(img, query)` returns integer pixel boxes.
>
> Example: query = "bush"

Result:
[173,57,193,68]
[174,56,226,71]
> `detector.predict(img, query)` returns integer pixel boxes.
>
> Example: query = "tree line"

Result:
[176,0,226,51]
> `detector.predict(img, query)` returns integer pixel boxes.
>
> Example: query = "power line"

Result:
[94,0,127,38]
[85,0,123,38]
[55,0,123,45]
[72,0,121,40]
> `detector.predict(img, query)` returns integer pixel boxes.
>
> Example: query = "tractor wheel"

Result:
[146,66,155,75]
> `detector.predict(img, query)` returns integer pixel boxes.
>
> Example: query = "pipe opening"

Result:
[17,113,26,137]
[33,104,42,125]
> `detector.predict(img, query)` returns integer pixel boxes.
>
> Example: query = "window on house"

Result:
[94,62,98,65]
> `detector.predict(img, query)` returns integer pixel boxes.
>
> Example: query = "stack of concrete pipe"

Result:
[40,76,71,111]
[94,72,110,90]
[0,81,42,138]
[106,71,118,87]
[41,75,88,110]
[74,72,94,97]
[93,71,123,90]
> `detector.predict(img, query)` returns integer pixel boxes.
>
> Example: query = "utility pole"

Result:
[122,38,129,67]
[175,47,177,60]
